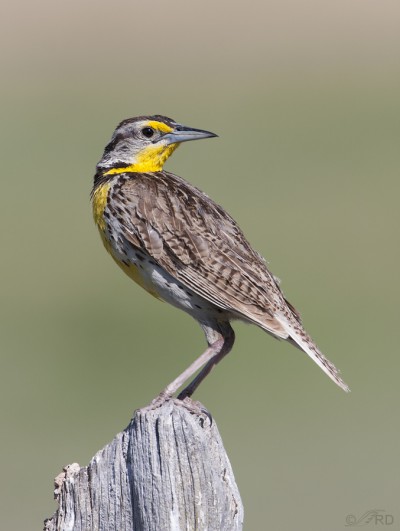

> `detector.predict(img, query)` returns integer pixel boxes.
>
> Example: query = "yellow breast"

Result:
[92,182,161,300]
[92,182,111,232]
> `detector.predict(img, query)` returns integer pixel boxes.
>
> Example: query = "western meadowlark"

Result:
[91,115,349,401]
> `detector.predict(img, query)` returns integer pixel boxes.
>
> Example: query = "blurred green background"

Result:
[1,1,399,529]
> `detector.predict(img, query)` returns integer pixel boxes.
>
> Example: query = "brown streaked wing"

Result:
[118,171,290,334]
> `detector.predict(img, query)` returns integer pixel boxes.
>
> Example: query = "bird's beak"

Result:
[162,125,218,145]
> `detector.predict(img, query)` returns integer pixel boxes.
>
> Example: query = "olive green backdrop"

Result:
[1,1,399,529]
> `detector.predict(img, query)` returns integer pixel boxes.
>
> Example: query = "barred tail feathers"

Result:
[276,315,350,393]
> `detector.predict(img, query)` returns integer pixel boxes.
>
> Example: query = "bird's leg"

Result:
[178,322,235,400]
[154,339,224,404]
[149,322,235,408]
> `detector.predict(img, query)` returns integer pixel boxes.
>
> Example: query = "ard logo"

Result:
[346,510,394,527]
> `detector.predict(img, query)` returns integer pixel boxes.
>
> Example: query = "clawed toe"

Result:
[138,391,172,413]
[138,394,212,426]
[174,397,213,425]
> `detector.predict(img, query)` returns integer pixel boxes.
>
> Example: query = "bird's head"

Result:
[97,115,217,174]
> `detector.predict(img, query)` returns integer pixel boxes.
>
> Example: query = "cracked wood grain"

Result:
[44,400,243,531]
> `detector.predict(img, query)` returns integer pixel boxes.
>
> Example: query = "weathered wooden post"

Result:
[44,400,244,530]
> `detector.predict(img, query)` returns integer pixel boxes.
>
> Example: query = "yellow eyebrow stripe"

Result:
[146,120,173,133]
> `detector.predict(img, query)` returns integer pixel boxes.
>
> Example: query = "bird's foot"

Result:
[137,391,172,414]
[138,393,212,425]
[174,396,213,426]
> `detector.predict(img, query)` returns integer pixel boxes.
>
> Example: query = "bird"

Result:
[91,114,349,402]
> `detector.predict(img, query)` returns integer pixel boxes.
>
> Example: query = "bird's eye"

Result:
[141,127,154,138]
